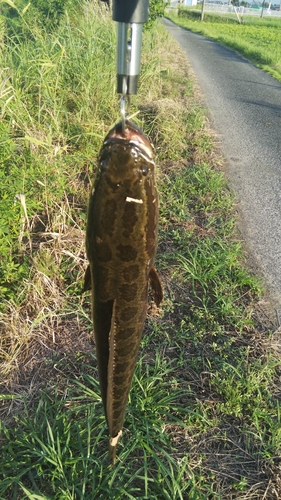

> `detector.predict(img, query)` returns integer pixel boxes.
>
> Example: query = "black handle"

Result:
[112,0,149,24]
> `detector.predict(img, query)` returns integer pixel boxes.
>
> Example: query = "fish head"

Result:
[98,121,155,186]
[104,120,153,157]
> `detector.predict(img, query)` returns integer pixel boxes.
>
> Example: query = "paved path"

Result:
[163,18,281,307]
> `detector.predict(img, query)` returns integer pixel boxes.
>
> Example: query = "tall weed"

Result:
[0,2,117,304]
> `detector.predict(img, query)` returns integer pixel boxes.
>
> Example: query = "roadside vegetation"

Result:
[0,1,280,498]
[168,8,281,82]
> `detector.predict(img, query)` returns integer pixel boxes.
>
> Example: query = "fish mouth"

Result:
[104,120,154,160]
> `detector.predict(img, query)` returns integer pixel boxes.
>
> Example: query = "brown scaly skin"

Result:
[85,120,163,462]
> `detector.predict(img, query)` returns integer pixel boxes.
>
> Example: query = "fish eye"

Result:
[141,165,149,176]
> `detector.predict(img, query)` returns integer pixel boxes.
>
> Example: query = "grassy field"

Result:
[167,8,281,82]
[0,1,281,499]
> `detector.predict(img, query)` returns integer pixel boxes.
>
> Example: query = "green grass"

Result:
[0,356,194,499]
[168,8,281,81]
[0,1,281,499]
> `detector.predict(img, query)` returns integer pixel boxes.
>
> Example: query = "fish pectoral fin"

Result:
[149,266,163,307]
[83,265,92,292]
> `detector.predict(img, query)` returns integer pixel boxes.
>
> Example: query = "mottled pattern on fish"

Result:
[85,120,162,460]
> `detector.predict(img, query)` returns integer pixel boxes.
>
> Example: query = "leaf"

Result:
[22,2,30,16]
[0,394,24,400]
[24,136,49,149]
[0,0,18,11]
[19,483,51,500]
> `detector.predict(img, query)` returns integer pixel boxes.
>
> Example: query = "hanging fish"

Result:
[84,120,163,462]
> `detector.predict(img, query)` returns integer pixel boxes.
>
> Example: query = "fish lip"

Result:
[104,120,154,161]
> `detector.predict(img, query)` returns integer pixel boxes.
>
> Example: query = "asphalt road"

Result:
[163,18,281,307]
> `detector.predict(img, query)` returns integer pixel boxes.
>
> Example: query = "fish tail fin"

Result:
[149,266,163,306]
[108,430,122,464]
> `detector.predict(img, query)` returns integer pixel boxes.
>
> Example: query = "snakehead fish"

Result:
[84,120,163,461]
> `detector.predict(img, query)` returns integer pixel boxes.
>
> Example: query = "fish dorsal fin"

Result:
[149,267,163,307]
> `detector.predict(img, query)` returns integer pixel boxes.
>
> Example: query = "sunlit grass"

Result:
[168,9,281,81]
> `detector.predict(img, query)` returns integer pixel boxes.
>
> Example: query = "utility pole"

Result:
[201,0,206,20]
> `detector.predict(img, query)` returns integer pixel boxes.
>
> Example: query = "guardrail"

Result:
[204,4,281,16]
[167,2,281,17]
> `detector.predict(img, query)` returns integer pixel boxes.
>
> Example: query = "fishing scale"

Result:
[112,0,149,133]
